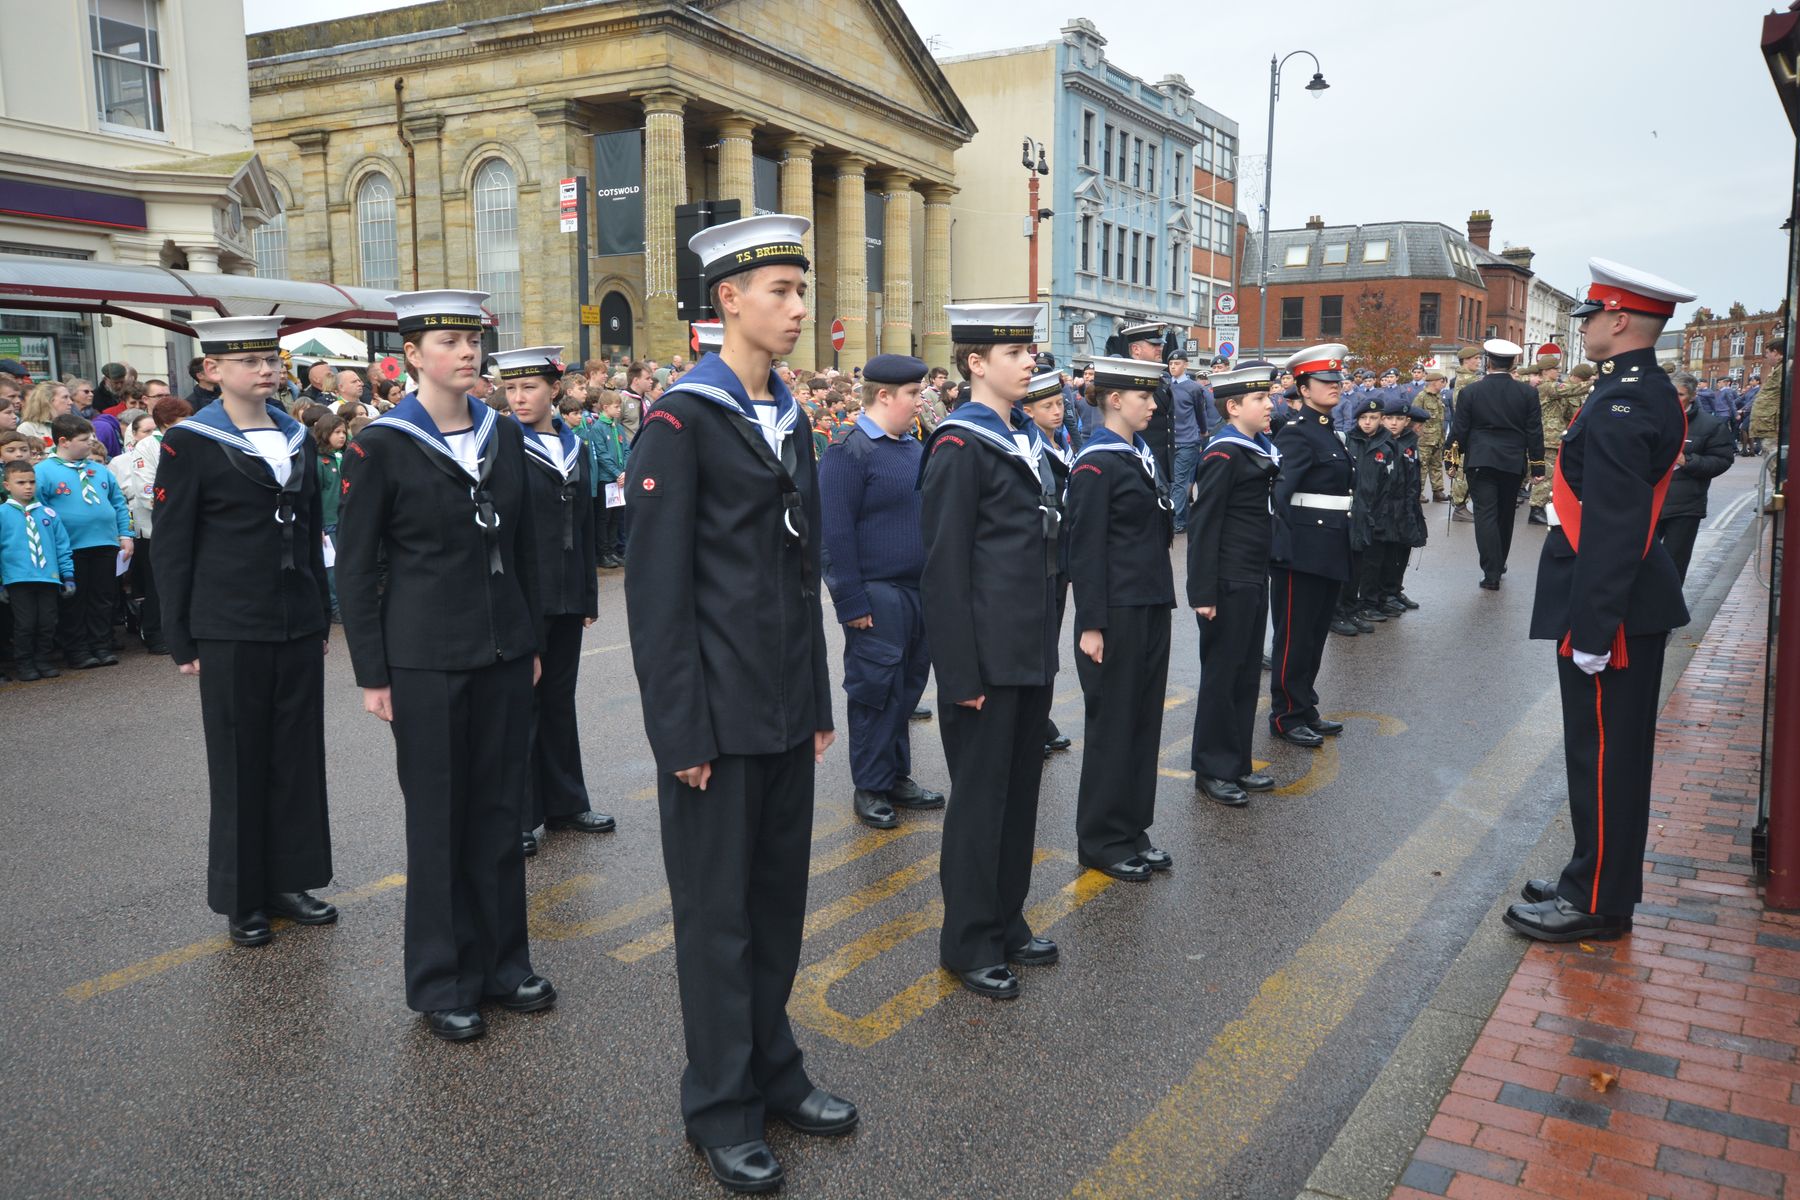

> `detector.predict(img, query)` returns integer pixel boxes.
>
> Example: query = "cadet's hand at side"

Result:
[1194,606,1217,621]
[363,686,393,721]
[846,615,873,630]
[813,729,835,763]
[956,695,985,710]
[178,660,200,676]
[1080,629,1105,664]
[1572,649,1610,676]
[676,762,713,791]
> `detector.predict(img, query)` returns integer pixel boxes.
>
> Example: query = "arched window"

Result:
[473,159,522,349]
[253,208,288,279]
[356,174,398,290]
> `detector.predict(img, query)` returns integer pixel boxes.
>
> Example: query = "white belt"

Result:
[1291,492,1353,512]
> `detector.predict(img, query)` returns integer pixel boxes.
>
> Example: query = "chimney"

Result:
[1500,245,1534,271]
[1467,209,1493,250]
[1305,215,1324,231]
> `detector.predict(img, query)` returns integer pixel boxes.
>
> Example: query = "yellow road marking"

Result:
[578,641,631,657]
[803,852,942,939]
[528,874,672,943]
[1068,689,1559,1199]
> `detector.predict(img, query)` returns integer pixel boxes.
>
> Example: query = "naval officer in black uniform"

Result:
[337,289,553,1043]
[921,302,1062,1002]
[1507,259,1696,943]
[153,315,336,948]
[1268,344,1353,748]
[1111,320,1176,481]
[624,214,854,1196]
[496,346,614,858]
[1445,338,1545,590]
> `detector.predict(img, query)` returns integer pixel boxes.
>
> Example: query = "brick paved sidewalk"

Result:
[1393,564,1800,1200]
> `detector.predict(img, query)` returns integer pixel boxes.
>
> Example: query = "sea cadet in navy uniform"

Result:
[1268,343,1353,749]
[336,289,553,1044]
[920,302,1062,1002]
[1445,338,1546,590]
[153,315,336,948]
[1066,354,1177,880]
[1019,368,1075,755]
[1112,320,1175,481]
[819,352,944,830]
[497,346,613,858]
[1187,362,1282,807]
[1507,259,1696,943]
[623,215,854,1196]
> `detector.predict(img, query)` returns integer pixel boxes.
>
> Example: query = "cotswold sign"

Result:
[592,131,645,256]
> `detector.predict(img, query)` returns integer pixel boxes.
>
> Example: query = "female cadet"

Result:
[1064,354,1176,882]
[1019,368,1074,756]
[153,315,336,947]
[496,346,613,858]
[336,290,552,1043]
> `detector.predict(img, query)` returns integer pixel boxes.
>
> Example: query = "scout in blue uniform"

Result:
[920,302,1062,1002]
[1508,259,1696,943]
[624,215,854,1196]
[337,290,553,1042]
[819,352,943,830]
[1019,369,1075,755]
[496,346,613,857]
[1,460,74,680]
[152,316,336,947]
[1066,354,1176,879]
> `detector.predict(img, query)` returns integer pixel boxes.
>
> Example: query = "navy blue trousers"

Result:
[841,580,931,792]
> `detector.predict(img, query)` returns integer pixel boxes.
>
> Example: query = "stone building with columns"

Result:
[245,0,973,372]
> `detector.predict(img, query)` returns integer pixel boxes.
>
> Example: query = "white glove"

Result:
[1572,649,1610,675]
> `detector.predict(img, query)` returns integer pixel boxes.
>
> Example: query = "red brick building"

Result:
[1683,302,1784,383]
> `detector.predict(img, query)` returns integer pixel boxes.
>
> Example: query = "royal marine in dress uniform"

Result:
[1508,259,1696,943]
[1445,339,1545,589]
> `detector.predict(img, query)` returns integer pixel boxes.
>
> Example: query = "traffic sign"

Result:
[830,318,846,352]
[580,304,599,327]
[1215,292,1237,316]
[1217,340,1236,359]
[559,178,578,202]
[1214,315,1239,333]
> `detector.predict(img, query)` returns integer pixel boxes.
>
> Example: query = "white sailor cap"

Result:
[1571,257,1697,319]
[1210,361,1279,399]
[1089,354,1164,392]
[1117,320,1165,344]
[386,289,491,336]
[687,214,811,287]
[490,346,565,380]
[1022,369,1063,403]
[944,303,1045,344]
[692,320,725,353]
[1285,343,1349,382]
[1483,338,1524,360]
[189,315,284,355]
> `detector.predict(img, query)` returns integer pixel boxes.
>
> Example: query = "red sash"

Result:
[1550,400,1686,668]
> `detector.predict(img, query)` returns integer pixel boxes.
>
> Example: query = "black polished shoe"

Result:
[521,831,538,857]
[1502,898,1631,943]
[228,910,272,947]
[1380,597,1408,616]
[1351,614,1376,633]
[1313,719,1344,736]
[93,652,120,667]
[1479,578,1501,591]
[1520,878,1558,904]
[546,811,617,832]
[34,661,60,678]
[1082,854,1152,882]
[1528,506,1548,526]
[1007,936,1060,966]
[1355,606,1389,624]
[1197,776,1249,806]
[1139,846,1172,872]
[1329,617,1360,637]
[1273,725,1325,748]
[774,1087,859,1136]
[425,1008,486,1042]
[491,974,556,1012]
[68,653,101,670]
[888,777,945,810]
[910,705,932,721]
[1394,592,1421,610]
[12,663,39,682]
[1238,772,1276,792]
[954,964,1020,1000]
[853,788,899,829]
[1044,733,1073,755]
[268,890,339,925]
[697,1140,784,1194]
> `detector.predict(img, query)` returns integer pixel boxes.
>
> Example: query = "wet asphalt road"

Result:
[0,460,1769,1200]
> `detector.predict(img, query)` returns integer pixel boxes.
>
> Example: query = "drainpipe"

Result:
[395,78,420,289]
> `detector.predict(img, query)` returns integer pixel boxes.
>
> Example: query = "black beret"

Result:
[862,354,928,386]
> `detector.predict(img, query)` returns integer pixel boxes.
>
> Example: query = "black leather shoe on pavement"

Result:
[1394,593,1421,610]
[1380,597,1408,616]
[1313,719,1344,736]
[93,652,120,666]
[13,663,40,682]
[521,831,538,857]
[1007,936,1059,966]
[888,777,945,809]
[1238,772,1276,792]
[1479,578,1500,591]
[1355,606,1389,624]
[955,964,1020,999]
[268,891,338,925]
[425,1008,486,1042]
[1140,846,1172,871]
[1197,776,1249,806]
[1520,878,1557,904]
[68,653,101,670]
[1502,898,1631,943]
[698,1140,784,1194]
[1044,733,1073,755]
[1329,617,1360,637]
[911,705,932,721]
[1273,726,1325,748]
[34,661,60,678]
[853,789,899,829]
[547,811,616,832]
[1082,854,1152,882]
[492,974,556,1012]
[228,910,272,947]
[774,1088,859,1136]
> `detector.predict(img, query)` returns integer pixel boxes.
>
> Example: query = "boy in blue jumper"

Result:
[2,459,76,680]
[35,414,133,669]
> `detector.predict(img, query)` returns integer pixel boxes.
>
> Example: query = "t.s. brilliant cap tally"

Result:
[489,346,565,380]
[1088,354,1163,392]
[188,315,284,355]
[687,214,812,287]
[943,303,1046,344]
[386,289,491,336]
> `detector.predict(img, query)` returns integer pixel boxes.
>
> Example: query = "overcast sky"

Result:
[243,0,1791,324]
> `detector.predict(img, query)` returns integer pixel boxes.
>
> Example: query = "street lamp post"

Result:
[1254,52,1329,358]
[1022,137,1052,304]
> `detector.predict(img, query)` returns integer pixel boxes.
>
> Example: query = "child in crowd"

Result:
[35,414,132,668]
[1371,399,1428,613]
[314,413,348,622]
[2,458,75,680]
[0,429,31,464]
[1341,396,1394,632]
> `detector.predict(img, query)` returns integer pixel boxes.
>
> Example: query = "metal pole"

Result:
[1256,54,1277,359]
[576,174,591,363]
[1028,169,1040,304]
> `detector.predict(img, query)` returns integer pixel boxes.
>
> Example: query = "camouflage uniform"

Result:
[1416,376,1449,498]
[1749,360,1784,443]
[1448,353,1482,508]
[1529,367,1591,508]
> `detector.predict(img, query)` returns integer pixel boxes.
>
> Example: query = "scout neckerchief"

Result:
[179,398,310,569]
[517,413,584,551]
[5,498,46,568]
[1073,426,1174,512]
[935,398,1062,577]
[372,394,505,575]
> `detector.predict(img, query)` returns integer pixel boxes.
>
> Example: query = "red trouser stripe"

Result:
[1592,674,1607,914]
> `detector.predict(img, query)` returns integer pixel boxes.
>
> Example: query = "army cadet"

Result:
[1747,335,1784,458]
[1445,339,1545,590]
[497,346,613,858]
[337,290,553,1042]
[1529,359,1591,525]
[1447,346,1482,520]
[1507,259,1696,943]
[1066,354,1176,881]
[1416,368,1451,500]
[1112,320,1175,480]
[623,215,854,1194]
[921,302,1062,1002]
[1187,362,1281,807]
[152,315,336,949]
[819,352,943,830]
[1019,368,1076,756]
[1268,343,1353,748]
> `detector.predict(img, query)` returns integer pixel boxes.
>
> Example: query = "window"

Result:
[1130,232,1141,283]
[355,173,399,291]
[1473,301,1481,333]
[1173,151,1184,197]
[1172,243,1182,292]
[1320,294,1343,338]
[1081,215,1092,273]
[1756,332,1766,356]
[1101,222,1112,277]
[1418,292,1440,337]
[1189,277,1206,322]
[1362,240,1390,263]
[90,0,166,132]
[1323,243,1348,266]
[1145,236,1155,288]
[1103,124,1114,175]
[1458,296,1467,339]
[1118,129,1130,181]
[252,209,288,279]
[1712,337,1721,358]
[1146,145,1156,193]
[1083,112,1096,168]
[1132,138,1143,188]
[1280,296,1304,340]
[1284,244,1310,267]
[473,159,522,349]
[1197,126,1214,174]
[1730,330,1746,356]
[1116,226,1127,279]
[1218,135,1235,179]
[1198,205,1214,252]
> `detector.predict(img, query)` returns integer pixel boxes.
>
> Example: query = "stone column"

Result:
[778,135,818,372]
[291,129,332,282]
[877,170,914,358]
[919,182,955,370]
[640,90,689,360]
[181,245,221,273]
[532,100,592,353]
[716,114,756,217]
[402,111,447,289]
[833,155,869,371]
